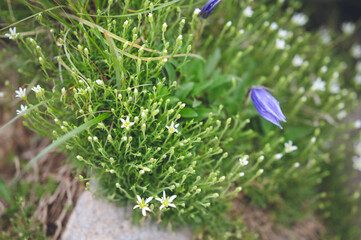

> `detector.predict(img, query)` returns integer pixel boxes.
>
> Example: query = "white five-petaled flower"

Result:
[15,87,26,99]
[120,116,134,130]
[166,121,179,134]
[291,13,308,26]
[95,79,104,85]
[275,38,286,50]
[243,6,253,17]
[156,191,177,210]
[311,77,326,91]
[5,27,19,40]
[274,153,283,159]
[284,141,298,153]
[239,155,249,166]
[292,55,304,67]
[133,195,153,216]
[16,104,28,115]
[31,85,44,97]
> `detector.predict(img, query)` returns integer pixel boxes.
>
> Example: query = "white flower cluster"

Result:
[133,191,177,216]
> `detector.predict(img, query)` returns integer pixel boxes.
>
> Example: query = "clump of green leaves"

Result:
[1,0,361,239]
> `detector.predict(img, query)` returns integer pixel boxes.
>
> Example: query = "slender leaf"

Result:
[180,108,198,118]
[0,102,46,134]
[0,178,11,202]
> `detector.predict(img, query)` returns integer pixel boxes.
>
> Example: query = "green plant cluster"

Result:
[1,0,361,239]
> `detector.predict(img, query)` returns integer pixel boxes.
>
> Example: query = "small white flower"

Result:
[120,116,134,130]
[0,92,4,98]
[243,6,253,17]
[275,38,286,50]
[351,44,361,59]
[166,121,179,134]
[274,153,283,159]
[321,66,328,73]
[352,156,361,172]
[311,77,326,91]
[96,79,104,85]
[155,191,176,210]
[239,155,249,166]
[15,87,26,99]
[284,141,297,153]
[270,22,278,31]
[194,8,201,16]
[319,28,331,44]
[291,13,308,26]
[337,110,347,120]
[293,162,300,168]
[338,102,345,110]
[5,27,19,40]
[226,21,232,27]
[355,74,361,85]
[277,29,288,39]
[239,172,245,177]
[292,55,303,67]
[354,120,361,129]
[342,22,356,35]
[133,195,153,216]
[31,85,44,97]
[311,137,316,143]
[16,104,28,115]
[329,77,340,94]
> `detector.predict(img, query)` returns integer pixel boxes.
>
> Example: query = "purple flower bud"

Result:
[200,0,222,18]
[250,87,286,129]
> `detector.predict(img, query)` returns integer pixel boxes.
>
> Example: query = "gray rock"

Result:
[62,191,192,240]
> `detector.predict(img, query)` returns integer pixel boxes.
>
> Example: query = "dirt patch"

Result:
[233,194,325,240]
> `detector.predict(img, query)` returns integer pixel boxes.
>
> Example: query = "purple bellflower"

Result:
[250,87,286,129]
[200,0,222,18]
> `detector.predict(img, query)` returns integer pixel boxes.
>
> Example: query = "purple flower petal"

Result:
[200,0,222,18]
[251,88,286,129]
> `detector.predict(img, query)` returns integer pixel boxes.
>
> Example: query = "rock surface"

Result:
[62,191,192,240]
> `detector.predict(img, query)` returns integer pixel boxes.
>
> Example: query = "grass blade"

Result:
[0,102,46,134]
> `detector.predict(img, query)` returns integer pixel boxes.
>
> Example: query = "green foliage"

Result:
[1,0,361,239]
[0,178,57,240]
